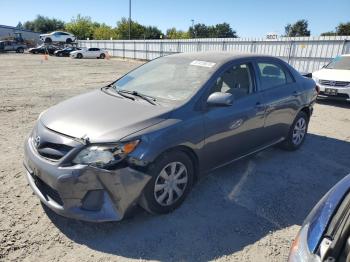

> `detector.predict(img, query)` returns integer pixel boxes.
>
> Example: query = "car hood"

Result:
[40,90,173,143]
[313,69,350,82]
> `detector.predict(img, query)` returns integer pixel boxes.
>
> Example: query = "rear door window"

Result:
[257,62,293,91]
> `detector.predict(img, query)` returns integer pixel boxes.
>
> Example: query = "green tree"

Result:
[189,23,210,38]
[23,15,65,33]
[116,17,145,39]
[285,19,310,37]
[144,26,163,39]
[65,15,96,40]
[16,22,23,29]
[320,22,350,36]
[336,22,350,35]
[211,23,237,38]
[189,22,237,38]
[93,24,118,40]
[321,31,337,36]
[166,28,189,39]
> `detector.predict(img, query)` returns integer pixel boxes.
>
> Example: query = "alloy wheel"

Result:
[292,117,306,145]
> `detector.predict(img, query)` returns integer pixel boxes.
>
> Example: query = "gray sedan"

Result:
[23,52,317,222]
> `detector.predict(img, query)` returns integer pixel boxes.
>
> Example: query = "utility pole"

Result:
[128,0,131,40]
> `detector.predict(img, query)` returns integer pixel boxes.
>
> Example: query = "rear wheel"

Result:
[99,53,106,59]
[66,38,72,44]
[140,151,194,214]
[280,111,308,151]
[17,47,24,53]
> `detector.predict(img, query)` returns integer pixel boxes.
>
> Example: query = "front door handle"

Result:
[255,102,265,110]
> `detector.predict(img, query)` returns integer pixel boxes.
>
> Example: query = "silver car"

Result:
[23,52,317,222]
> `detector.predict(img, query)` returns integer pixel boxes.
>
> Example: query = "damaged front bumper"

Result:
[23,134,151,222]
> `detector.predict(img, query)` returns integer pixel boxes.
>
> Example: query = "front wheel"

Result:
[76,53,83,59]
[99,53,105,59]
[280,111,308,151]
[140,151,194,214]
[44,38,52,44]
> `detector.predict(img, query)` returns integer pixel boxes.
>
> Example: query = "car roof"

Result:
[166,51,276,66]
[340,54,350,57]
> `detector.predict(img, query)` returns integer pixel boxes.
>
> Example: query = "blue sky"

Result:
[1,0,349,37]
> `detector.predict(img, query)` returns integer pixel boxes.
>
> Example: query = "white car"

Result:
[70,48,107,59]
[40,31,76,44]
[313,54,350,101]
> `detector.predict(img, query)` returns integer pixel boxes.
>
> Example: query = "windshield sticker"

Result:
[190,60,216,68]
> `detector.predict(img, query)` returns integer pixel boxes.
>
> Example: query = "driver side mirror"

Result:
[207,92,233,107]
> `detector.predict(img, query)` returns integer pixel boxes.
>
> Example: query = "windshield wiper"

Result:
[118,90,157,105]
[102,86,135,101]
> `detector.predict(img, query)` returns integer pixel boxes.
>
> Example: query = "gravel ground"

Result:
[0,53,349,262]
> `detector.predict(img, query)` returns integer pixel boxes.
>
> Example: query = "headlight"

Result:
[72,140,140,167]
[288,224,320,262]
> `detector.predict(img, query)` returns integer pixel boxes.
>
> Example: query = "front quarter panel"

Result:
[123,109,205,172]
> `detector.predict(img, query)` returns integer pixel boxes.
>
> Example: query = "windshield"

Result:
[326,56,350,70]
[113,56,217,101]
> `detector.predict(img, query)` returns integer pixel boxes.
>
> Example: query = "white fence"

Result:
[78,36,350,73]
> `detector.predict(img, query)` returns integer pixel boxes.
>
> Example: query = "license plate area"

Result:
[325,88,338,95]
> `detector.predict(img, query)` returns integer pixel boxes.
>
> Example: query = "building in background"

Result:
[0,25,40,44]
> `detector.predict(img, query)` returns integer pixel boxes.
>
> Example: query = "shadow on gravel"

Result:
[44,133,350,261]
[316,99,350,109]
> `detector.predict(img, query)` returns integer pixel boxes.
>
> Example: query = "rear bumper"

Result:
[23,136,152,222]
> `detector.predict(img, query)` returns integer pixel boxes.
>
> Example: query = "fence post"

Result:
[341,39,349,54]
[145,41,148,60]
[197,41,201,52]
[287,40,294,64]
[123,41,125,59]
[222,40,226,51]
[160,40,163,57]
[134,41,136,59]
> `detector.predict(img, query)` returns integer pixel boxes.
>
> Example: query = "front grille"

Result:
[319,79,350,87]
[37,143,73,161]
[30,172,64,206]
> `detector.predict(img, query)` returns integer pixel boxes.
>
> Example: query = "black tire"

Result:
[279,111,309,151]
[44,37,52,44]
[140,151,194,214]
[77,53,83,59]
[99,53,106,59]
[66,38,72,44]
[33,50,38,54]
[58,53,63,57]
[17,47,24,53]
